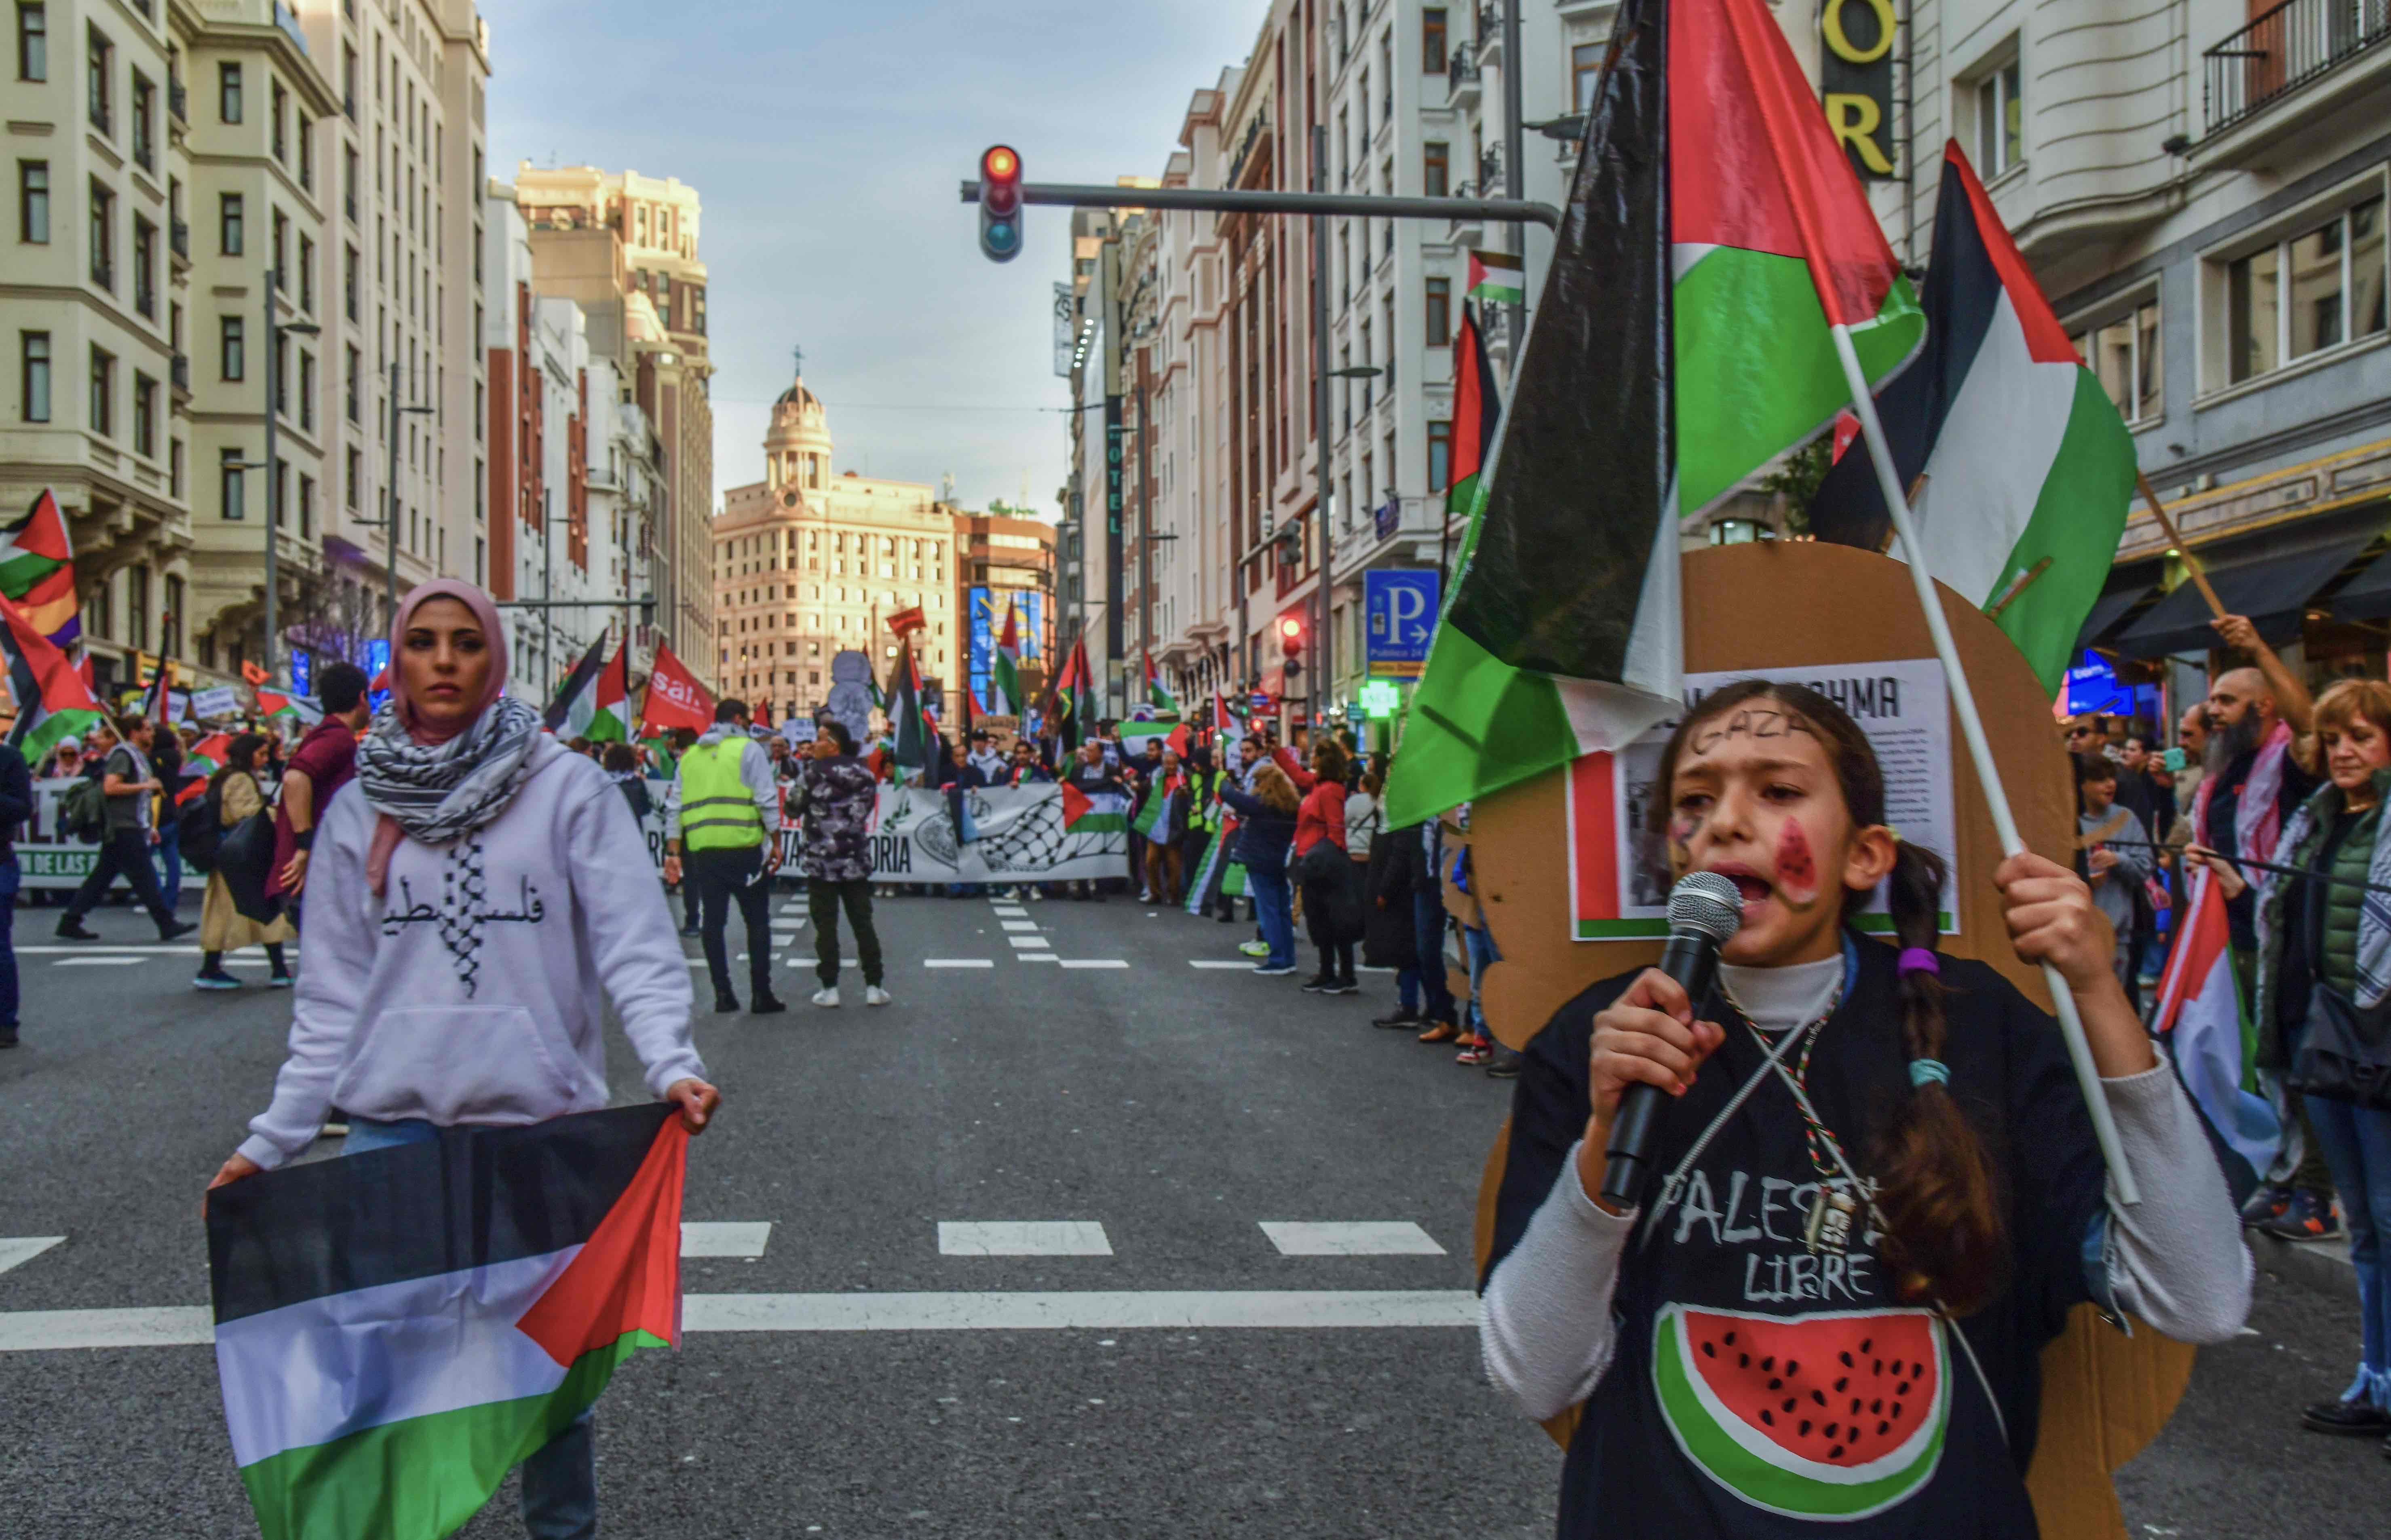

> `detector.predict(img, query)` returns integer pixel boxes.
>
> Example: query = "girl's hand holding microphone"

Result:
[1576,967,1727,1213]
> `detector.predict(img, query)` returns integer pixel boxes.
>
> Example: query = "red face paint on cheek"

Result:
[1776,819,1820,906]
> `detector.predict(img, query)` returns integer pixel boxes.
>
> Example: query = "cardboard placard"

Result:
[1463,542,2192,1540]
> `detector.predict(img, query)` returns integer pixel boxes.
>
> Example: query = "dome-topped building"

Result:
[764,373,834,494]
[716,358,961,723]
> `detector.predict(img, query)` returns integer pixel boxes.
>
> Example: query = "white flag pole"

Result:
[1826,323,2139,1205]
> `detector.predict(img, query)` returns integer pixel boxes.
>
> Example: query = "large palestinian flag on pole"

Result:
[1143,652,1178,715]
[1808,141,2135,694]
[206,1106,688,1540]
[0,589,103,764]
[1059,778,1129,833]
[889,646,933,770]
[0,488,83,650]
[988,603,1024,715]
[1386,0,1924,828]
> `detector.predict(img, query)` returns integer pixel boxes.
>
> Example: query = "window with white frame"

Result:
[2209,186,2388,389]
[2068,295,2162,424]
[1973,52,2022,178]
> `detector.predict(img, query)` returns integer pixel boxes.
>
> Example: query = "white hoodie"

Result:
[237,738,704,1169]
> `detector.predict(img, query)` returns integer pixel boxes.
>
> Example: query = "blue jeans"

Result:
[346,1117,599,1537]
[1412,890,1456,1022]
[1463,923,1500,1039]
[2307,1097,2391,1404]
[154,821,182,912]
[1249,868,1296,968]
[0,856,18,1028]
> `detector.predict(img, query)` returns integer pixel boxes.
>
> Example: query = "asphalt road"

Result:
[0,883,2379,1537]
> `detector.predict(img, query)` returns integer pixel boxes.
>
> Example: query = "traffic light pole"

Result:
[1309,125,1332,740]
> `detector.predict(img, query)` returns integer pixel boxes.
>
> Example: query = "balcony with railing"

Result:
[1448,42,1480,107]
[171,353,190,395]
[1479,145,1505,198]
[168,81,186,124]
[2204,0,2391,143]
[169,218,189,260]
[1476,3,1503,68]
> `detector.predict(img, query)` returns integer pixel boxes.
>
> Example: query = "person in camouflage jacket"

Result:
[787,721,887,1005]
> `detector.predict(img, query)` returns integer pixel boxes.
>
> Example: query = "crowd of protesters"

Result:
[2069,611,2390,1451]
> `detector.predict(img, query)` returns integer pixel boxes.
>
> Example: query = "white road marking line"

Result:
[779,904,807,915]
[0,1291,1480,1349]
[938,1221,1113,1257]
[0,1238,65,1276]
[1004,934,1049,949]
[998,920,1041,932]
[1017,954,1059,963]
[681,1222,772,1259]
[1188,960,1250,969]
[923,959,995,968]
[55,957,147,967]
[1058,960,1129,970]
[990,906,1028,918]
[16,945,202,955]
[1259,1222,1446,1257]
[785,958,855,968]
[769,923,806,933]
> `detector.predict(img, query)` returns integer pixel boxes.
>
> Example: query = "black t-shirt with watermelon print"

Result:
[1488,939,2108,1538]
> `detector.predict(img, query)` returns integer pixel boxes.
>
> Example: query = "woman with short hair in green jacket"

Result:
[2201,677,2391,1444]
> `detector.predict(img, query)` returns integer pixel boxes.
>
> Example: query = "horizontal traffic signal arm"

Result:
[956,179,1561,231]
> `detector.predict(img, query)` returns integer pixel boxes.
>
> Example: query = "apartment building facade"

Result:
[512,162,714,692]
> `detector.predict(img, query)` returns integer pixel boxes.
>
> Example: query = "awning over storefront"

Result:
[2110,529,2379,660]
[2074,582,2155,655]
[2332,546,2391,621]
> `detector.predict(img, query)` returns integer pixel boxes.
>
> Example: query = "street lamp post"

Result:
[260,270,318,687]
[385,359,435,632]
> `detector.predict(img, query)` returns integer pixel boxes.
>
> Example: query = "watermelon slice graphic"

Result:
[1654,1303,1949,1520]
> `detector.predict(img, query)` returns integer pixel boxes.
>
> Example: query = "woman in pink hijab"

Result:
[207,581,718,1538]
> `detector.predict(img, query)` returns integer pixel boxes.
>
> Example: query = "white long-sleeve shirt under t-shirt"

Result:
[1480,954,2254,1424]
[238,739,705,1169]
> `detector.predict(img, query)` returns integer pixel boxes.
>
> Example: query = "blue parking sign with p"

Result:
[1363,570,1438,679]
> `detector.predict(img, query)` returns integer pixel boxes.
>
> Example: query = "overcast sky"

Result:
[483,0,1264,522]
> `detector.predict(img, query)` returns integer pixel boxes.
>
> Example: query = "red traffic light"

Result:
[981,145,1022,215]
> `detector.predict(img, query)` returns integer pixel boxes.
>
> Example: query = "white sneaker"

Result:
[1028,887,1045,901]
[864,985,892,1007]
[811,986,840,1008]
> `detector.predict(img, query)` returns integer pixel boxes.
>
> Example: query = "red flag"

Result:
[637,642,715,737]
[886,606,926,637]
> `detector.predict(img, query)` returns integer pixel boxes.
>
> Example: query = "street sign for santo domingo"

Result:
[1364,570,1439,679]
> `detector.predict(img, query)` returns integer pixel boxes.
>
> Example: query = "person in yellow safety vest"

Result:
[662,698,785,1015]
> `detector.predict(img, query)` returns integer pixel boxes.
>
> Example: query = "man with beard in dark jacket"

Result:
[789,720,888,1008]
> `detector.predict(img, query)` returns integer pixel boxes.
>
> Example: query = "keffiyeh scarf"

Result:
[355,695,543,996]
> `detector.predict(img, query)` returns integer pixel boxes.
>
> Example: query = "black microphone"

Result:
[1599,870,1745,1209]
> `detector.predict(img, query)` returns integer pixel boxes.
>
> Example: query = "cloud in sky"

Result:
[482,0,1264,521]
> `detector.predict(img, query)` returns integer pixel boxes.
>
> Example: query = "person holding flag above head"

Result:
[205,579,717,1540]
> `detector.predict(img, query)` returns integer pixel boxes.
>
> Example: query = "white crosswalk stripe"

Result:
[0,1238,65,1275]
[1058,960,1129,970]
[923,959,994,968]
[938,1221,1112,1257]
[681,1222,773,1258]
[1259,1222,1446,1257]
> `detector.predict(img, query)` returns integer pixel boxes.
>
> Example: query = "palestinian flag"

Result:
[889,648,933,770]
[1059,778,1129,833]
[257,692,323,730]
[206,1106,687,1540]
[1051,635,1091,752]
[545,636,631,741]
[1809,141,2137,694]
[1466,248,1525,307]
[0,589,103,765]
[1386,0,1925,828]
[1142,652,1178,715]
[2150,869,2279,1205]
[179,731,233,806]
[1118,716,1178,754]
[0,488,82,650]
[988,604,1024,715]
[1447,301,1500,527]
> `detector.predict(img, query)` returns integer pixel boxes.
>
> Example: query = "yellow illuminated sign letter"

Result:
[1821,0,1897,65]
[1825,94,1896,177]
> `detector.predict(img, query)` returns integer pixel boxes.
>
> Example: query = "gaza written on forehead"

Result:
[1686,707,1819,757]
